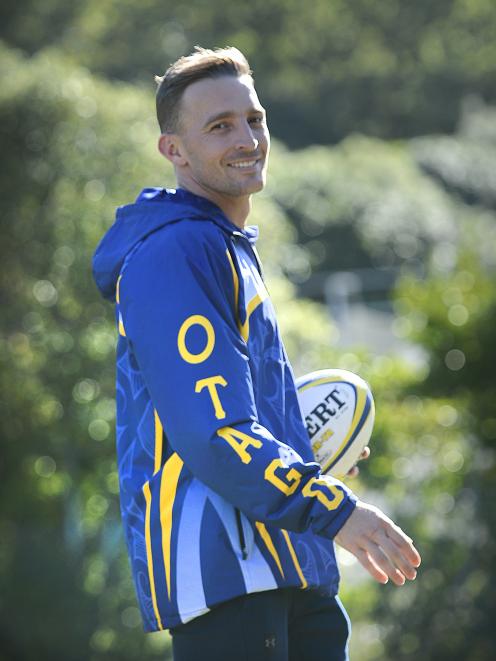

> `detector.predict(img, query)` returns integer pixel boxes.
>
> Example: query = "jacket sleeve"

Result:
[118,220,356,540]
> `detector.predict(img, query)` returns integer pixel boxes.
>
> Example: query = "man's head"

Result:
[155,47,270,225]
[155,46,252,135]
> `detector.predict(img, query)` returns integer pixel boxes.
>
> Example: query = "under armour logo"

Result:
[265,636,276,648]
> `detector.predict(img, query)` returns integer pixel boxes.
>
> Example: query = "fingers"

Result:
[347,466,359,478]
[356,535,417,586]
[362,541,408,586]
[373,529,418,581]
[391,529,422,568]
[335,501,422,586]
[346,446,371,478]
[354,547,389,584]
[379,522,422,569]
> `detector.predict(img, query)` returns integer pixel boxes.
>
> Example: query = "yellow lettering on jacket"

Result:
[177,315,215,364]
[195,376,228,419]
[264,459,302,495]
[217,426,263,464]
[302,478,344,511]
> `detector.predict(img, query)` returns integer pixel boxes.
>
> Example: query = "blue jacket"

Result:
[93,188,357,632]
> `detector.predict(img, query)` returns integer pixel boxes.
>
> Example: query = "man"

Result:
[93,47,420,660]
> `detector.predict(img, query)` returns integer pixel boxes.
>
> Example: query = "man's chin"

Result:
[240,175,266,195]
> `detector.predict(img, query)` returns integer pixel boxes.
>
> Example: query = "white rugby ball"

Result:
[296,369,375,479]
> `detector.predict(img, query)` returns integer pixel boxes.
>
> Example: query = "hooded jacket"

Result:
[93,187,357,632]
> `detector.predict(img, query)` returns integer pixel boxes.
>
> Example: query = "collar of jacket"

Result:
[125,187,259,243]
[92,187,259,300]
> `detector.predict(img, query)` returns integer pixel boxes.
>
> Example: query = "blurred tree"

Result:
[325,270,495,661]
[0,0,85,55]
[364,244,496,661]
[1,0,495,145]
[411,97,496,208]
[266,137,456,284]
[1,22,496,659]
[336,108,496,658]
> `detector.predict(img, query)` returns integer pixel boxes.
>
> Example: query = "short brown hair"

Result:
[155,46,252,134]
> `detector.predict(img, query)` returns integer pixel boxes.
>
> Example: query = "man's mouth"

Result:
[227,157,261,169]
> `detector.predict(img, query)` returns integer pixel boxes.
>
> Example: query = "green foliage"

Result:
[1,3,496,656]
[2,0,496,145]
[336,112,496,657]
[351,253,496,660]
[266,138,456,279]
[411,98,496,208]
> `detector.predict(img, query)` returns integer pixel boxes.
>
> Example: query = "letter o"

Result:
[177,315,215,364]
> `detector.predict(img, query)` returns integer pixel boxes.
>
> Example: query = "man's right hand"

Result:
[335,501,421,586]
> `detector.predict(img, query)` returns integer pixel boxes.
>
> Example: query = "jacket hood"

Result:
[92,187,259,300]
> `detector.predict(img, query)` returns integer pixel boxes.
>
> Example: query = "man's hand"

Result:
[335,501,421,586]
[346,446,370,478]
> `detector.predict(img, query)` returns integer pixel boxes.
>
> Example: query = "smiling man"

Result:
[92,47,420,661]
[156,52,269,228]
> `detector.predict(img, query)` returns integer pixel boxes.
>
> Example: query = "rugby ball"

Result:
[295,369,375,479]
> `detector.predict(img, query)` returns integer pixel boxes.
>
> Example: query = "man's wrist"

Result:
[316,493,358,540]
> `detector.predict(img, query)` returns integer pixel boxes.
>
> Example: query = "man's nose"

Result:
[235,121,259,151]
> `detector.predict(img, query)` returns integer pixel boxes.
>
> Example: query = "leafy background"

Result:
[1,1,495,659]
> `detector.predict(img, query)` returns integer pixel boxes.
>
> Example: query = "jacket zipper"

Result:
[232,235,267,284]
[235,508,248,560]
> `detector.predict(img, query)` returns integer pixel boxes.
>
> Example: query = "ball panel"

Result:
[327,387,372,467]
[326,395,375,478]
[298,380,356,468]
[295,369,375,478]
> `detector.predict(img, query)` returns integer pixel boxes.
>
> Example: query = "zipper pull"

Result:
[235,508,248,560]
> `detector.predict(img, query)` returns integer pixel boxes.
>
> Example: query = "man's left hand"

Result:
[346,446,370,478]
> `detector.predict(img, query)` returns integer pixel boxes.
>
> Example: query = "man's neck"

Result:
[176,180,251,230]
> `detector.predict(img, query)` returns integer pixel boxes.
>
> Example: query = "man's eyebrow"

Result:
[203,107,265,128]
[203,111,235,128]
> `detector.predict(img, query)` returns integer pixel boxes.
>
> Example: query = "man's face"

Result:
[172,74,270,200]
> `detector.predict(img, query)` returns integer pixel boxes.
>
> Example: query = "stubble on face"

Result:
[174,75,270,210]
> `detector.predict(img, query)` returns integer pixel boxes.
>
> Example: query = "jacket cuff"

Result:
[317,493,357,540]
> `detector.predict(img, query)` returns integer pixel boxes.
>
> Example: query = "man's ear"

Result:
[158,133,188,167]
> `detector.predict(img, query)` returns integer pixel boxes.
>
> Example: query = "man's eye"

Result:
[212,122,229,130]
[249,116,264,125]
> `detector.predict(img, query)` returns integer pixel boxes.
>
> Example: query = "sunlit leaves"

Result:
[2,35,496,661]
